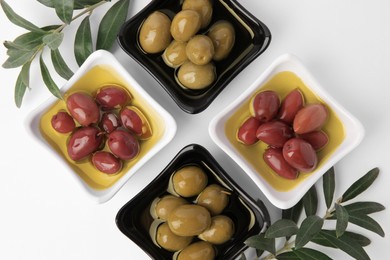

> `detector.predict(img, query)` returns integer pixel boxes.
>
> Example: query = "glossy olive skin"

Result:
[177,61,216,90]
[154,195,188,221]
[256,120,294,148]
[172,165,208,197]
[237,117,261,145]
[278,88,304,124]
[293,103,328,134]
[198,215,234,244]
[168,204,211,236]
[283,138,318,172]
[120,106,152,140]
[251,90,280,122]
[67,126,103,161]
[99,112,120,133]
[178,241,215,260]
[197,184,229,216]
[66,92,100,126]
[170,10,201,42]
[107,129,140,160]
[156,222,193,252]
[95,85,131,110]
[263,147,298,179]
[182,0,213,29]
[91,151,122,174]
[139,11,172,54]
[186,35,215,65]
[207,20,235,61]
[51,111,75,133]
[298,130,329,151]
[162,40,188,68]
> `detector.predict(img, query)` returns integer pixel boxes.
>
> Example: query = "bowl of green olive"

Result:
[117,0,271,114]
[115,144,270,259]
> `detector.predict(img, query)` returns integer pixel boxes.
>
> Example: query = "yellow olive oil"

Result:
[40,65,165,190]
[225,71,345,191]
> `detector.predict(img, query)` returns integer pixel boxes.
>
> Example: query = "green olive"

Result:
[177,61,216,90]
[154,195,188,221]
[182,0,213,29]
[170,10,201,42]
[168,204,211,236]
[197,184,229,216]
[172,165,208,197]
[162,40,188,68]
[178,241,215,260]
[207,20,235,61]
[156,222,193,252]
[186,35,215,65]
[198,215,235,244]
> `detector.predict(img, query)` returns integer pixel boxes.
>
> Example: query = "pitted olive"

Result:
[177,61,216,90]
[198,215,235,245]
[197,184,229,216]
[139,11,172,54]
[171,165,208,197]
[170,10,201,42]
[156,222,193,252]
[178,241,215,260]
[154,195,188,221]
[207,20,235,61]
[162,40,188,68]
[185,35,215,65]
[168,204,211,236]
[182,0,213,29]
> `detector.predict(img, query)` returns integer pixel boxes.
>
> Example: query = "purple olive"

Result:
[67,127,103,161]
[51,111,75,133]
[263,147,299,179]
[100,112,121,133]
[293,103,328,134]
[91,151,122,174]
[66,92,100,126]
[278,88,304,124]
[95,85,131,110]
[107,129,139,160]
[256,120,294,148]
[251,90,280,122]
[120,106,152,140]
[237,117,261,145]
[283,138,318,172]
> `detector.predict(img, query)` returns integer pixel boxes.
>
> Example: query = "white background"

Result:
[1,0,389,259]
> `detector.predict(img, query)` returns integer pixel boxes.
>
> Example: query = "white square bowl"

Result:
[209,53,364,209]
[25,50,177,203]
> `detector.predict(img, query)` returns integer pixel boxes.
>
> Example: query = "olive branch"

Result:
[1,0,130,107]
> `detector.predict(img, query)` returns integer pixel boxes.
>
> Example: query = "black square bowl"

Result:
[117,0,271,114]
[115,144,270,259]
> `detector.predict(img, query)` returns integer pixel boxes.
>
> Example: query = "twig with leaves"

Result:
[243,167,385,260]
[1,0,130,107]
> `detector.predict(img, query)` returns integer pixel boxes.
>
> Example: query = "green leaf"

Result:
[345,231,371,247]
[348,214,385,237]
[312,230,371,248]
[78,0,104,6]
[256,249,264,258]
[43,32,64,50]
[295,215,323,249]
[265,219,298,239]
[303,185,318,216]
[39,54,63,99]
[292,248,332,260]
[96,0,129,50]
[317,230,370,260]
[3,40,29,51]
[2,49,35,68]
[244,233,275,255]
[37,0,54,7]
[335,204,349,237]
[238,253,247,260]
[322,167,335,209]
[341,167,379,202]
[51,49,74,80]
[282,200,303,224]
[13,31,45,50]
[14,69,28,108]
[276,251,299,259]
[74,15,93,66]
[53,0,74,24]
[0,0,45,32]
[20,60,32,87]
[344,201,385,215]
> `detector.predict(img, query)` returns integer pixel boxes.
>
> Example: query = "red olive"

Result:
[293,104,328,134]
[298,130,329,151]
[51,111,75,133]
[120,106,152,140]
[67,127,103,161]
[251,90,280,122]
[263,147,299,179]
[256,120,294,148]
[107,129,140,160]
[283,138,318,172]
[100,112,121,133]
[66,92,100,126]
[95,85,131,110]
[91,151,122,174]
[278,88,304,124]
[237,117,261,145]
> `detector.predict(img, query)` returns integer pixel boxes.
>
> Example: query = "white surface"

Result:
[0,1,389,259]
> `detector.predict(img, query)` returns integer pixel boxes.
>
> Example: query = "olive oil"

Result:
[40,65,165,190]
[225,71,345,191]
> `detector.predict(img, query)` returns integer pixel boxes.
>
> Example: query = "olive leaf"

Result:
[276,252,300,259]
[335,204,349,237]
[303,185,318,216]
[322,167,335,209]
[244,233,276,255]
[264,219,298,239]
[51,48,74,80]
[238,253,247,260]
[3,41,29,51]
[74,15,93,66]
[38,0,85,9]
[20,60,32,87]
[53,0,74,24]
[344,201,385,215]
[282,200,303,224]
[348,214,385,237]
[2,49,36,68]
[341,167,379,203]
[96,0,130,50]
[14,69,28,108]
[295,215,323,249]
[311,230,371,248]
[12,31,46,50]
[39,54,63,99]
[43,32,64,50]
[345,231,371,247]
[278,248,332,260]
